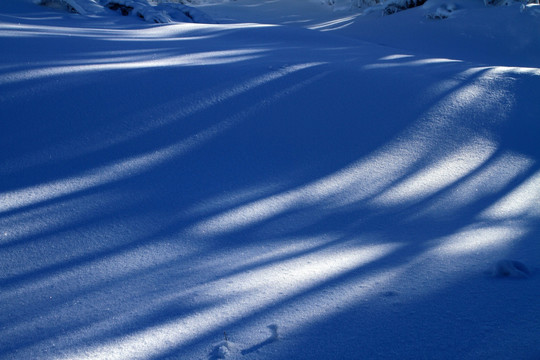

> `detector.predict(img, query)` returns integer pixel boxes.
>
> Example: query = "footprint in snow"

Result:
[491,260,531,279]
[208,325,279,359]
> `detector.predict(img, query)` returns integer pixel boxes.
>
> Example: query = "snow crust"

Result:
[1,0,539,359]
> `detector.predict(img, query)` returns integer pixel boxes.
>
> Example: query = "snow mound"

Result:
[209,340,240,359]
[37,0,216,23]
[426,3,458,19]
[492,260,531,278]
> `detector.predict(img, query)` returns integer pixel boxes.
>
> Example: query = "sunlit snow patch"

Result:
[480,170,540,220]
[53,243,399,360]
[435,223,528,256]
[372,138,496,207]
[412,152,534,218]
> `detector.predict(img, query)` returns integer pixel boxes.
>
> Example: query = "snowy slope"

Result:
[199,0,540,66]
[1,0,540,359]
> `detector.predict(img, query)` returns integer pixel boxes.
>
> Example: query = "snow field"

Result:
[1,0,540,359]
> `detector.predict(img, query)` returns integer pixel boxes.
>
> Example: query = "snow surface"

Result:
[1,0,540,359]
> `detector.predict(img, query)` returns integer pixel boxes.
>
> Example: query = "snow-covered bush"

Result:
[37,0,215,23]
[37,0,77,12]
[325,0,426,13]
[153,0,236,3]
[324,0,537,12]
[323,0,377,9]
[351,0,382,7]
[105,0,215,23]
[383,0,427,15]
[485,0,539,5]
[426,3,457,19]
[37,0,107,14]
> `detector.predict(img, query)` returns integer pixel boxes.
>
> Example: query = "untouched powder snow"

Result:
[1,0,539,359]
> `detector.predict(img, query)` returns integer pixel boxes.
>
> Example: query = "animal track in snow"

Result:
[491,260,531,279]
